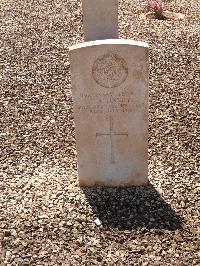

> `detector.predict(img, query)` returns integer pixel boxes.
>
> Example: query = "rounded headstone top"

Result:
[92,53,128,88]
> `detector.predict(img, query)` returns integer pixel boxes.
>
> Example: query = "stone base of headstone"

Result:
[140,11,185,20]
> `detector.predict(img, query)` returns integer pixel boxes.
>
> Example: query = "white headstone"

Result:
[69,39,149,187]
[82,0,118,41]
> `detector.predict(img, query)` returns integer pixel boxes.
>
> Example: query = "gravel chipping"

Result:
[0,0,199,265]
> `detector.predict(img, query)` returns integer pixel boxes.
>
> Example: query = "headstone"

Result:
[82,0,118,41]
[69,39,149,187]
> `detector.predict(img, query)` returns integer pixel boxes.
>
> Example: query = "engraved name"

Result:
[76,89,140,114]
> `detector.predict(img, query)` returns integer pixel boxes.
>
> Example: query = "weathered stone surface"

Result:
[69,39,149,187]
[82,0,118,41]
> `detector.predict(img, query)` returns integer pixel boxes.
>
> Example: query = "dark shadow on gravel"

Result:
[82,184,182,231]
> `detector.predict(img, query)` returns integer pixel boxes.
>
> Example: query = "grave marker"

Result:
[69,39,149,187]
[82,0,118,41]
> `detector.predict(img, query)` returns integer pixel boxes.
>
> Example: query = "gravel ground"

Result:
[0,0,199,265]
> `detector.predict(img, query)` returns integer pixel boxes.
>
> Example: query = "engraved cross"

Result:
[96,116,128,164]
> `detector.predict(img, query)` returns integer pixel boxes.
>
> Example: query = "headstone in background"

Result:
[69,39,149,187]
[82,0,118,41]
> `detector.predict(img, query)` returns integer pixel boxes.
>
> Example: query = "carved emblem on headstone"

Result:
[92,53,128,88]
[96,116,128,164]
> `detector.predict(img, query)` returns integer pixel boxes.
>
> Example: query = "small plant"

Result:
[142,0,166,20]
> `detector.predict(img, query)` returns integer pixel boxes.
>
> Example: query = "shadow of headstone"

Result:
[82,184,182,231]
